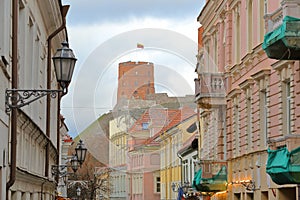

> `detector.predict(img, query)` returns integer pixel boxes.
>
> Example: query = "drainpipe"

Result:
[45,2,69,177]
[6,0,19,198]
[56,92,62,183]
[177,153,183,187]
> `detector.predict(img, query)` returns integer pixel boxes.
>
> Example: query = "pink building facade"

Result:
[196,0,300,199]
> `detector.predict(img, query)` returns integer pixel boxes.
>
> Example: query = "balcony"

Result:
[267,146,300,185]
[193,161,227,194]
[194,73,226,108]
[263,0,300,60]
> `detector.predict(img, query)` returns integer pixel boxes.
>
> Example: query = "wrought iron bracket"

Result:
[232,180,256,191]
[51,165,68,177]
[5,89,63,113]
[241,180,256,191]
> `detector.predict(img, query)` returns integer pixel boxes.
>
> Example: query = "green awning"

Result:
[266,146,300,185]
[263,16,300,60]
[192,165,227,192]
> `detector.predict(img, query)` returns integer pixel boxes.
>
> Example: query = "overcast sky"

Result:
[61,0,205,138]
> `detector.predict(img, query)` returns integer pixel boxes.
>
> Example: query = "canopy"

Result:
[263,16,300,60]
[192,165,227,193]
[266,146,300,185]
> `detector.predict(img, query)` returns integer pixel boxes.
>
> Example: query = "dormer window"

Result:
[142,122,149,130]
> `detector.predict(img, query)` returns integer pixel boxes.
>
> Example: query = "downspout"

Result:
[6,0,18,197]
[45,2,69,177]
[177,153,183,187]
[56,92,62,183]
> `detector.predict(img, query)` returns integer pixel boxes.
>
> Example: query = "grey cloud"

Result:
[63,0,205,25]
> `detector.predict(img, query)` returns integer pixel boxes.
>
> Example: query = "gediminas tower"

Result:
[117,61,155,102]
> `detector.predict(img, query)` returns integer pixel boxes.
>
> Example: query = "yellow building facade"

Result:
[155,113,197,200]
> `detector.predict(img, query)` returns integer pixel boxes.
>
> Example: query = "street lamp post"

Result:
[5,41,77,112]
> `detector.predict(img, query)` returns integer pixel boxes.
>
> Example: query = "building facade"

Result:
[156,112,198,200]
[0,0,73,199]
[196,0,300,199]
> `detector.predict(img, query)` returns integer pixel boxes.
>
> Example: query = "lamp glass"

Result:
[52,41,77,90]
[71,154,79,172]
[75,140,87,165]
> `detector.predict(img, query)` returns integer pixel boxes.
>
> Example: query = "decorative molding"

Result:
[239,78,255,91]
[251,69,271,81]
[271,60,293,72]
[227,87,242,99]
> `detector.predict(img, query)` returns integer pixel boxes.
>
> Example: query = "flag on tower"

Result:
[137,43,144,49]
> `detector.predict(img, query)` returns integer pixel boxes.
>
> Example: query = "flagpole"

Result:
[136,43,144,62]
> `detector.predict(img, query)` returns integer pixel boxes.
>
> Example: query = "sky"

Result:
[61,0,205,138]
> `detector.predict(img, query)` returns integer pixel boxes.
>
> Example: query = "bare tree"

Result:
[67,166,112,200]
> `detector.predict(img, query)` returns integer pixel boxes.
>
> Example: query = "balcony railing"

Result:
[265,0,300,33]
[193,160,227,194]
[263,1,300,60]
[265,8,283,33]
[195,73,226,108]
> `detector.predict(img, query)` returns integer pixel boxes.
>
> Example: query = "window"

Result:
[183,160,189,182]
[246,95,252,152]
[260,90,268,146]
[214,32,218,67]
[252,69,271,148]
[233,98,240,156]
[142,122,149,130]
[235,9,240,63]
[264,0,268,15]
[247,0,253,52]
[155,176,161,193]
[283,80,291,135]
[258,0,265,42]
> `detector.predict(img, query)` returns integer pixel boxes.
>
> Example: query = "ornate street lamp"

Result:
[75,139,87,166]
[5,41,77,112]
[52,41,77,92]
[51,140,87,178]
[70,154,79,173]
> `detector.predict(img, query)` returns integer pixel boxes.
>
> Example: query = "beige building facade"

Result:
[0,0,74,199]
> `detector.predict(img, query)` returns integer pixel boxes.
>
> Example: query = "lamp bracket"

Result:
[241,180,255,191]
[5,89,63,112]
[51,165,69,177]
[232,180,256,191]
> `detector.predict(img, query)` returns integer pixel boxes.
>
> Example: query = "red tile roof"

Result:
[128,106,196,147]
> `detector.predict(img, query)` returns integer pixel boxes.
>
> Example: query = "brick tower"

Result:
[117,61,155,102]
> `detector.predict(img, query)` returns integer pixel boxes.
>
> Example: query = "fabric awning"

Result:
[266,146,300,185]
[192,165,227,193]
[263,16,300,60]
[177,136,198,157]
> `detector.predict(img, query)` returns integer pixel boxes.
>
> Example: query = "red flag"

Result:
[137,43,144,49]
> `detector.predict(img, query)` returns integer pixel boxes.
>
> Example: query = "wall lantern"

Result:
[52,40,77,92]
[51,140,87,178]
[5,41,77,112]
[75,139,87,166]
